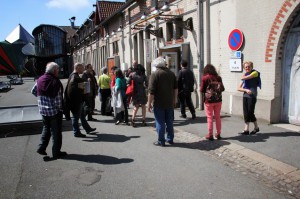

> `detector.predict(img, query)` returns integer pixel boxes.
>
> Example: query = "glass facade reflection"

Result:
[33,25,66,57]
[32,25,71,77]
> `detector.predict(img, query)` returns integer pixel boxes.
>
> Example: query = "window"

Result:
[175,18,183,40]
[113,41,119,55]
[166,22,173,41]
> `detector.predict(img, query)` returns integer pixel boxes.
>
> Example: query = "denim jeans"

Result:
[38,112,62,157]
[153,106,174,143]
[71,103,92,135]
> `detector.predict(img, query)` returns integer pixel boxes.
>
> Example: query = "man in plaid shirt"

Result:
[36,62,67,160]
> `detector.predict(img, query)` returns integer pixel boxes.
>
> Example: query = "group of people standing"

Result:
[34,57,261,159]
[98,61,148,127]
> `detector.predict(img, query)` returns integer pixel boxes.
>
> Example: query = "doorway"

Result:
[282,14,300,125]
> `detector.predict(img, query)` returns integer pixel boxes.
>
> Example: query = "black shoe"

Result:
[37,149,47,156]
[205,135,214,141]
[53,151,68,159]
[86,128,96,134]
[58,151,67,157]
[239,130,249,135]
[216,135,222,140]
[88,118,97,121]
[131,120,136,127]
[250,128,259,135]
[179,115,187,119]
[74,133,86,138]
[153,141,165,147]
[43,156,52,161]
[167,140,174,145]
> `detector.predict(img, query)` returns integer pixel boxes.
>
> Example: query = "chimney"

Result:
[69,16,76,29]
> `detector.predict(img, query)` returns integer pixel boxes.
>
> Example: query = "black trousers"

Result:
[38,112,62,157]
[100,88,111,115]
[178,91,195,116]
[243,97,257,123]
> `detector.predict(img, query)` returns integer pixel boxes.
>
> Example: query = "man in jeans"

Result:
[36,62,67,160]
[178,60,196,119]
[147,57,178,146]
[64,63,96,138]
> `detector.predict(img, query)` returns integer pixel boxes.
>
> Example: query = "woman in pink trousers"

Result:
[200,64,225,141]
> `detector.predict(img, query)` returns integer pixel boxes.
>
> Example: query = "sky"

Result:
[0,0,125,41]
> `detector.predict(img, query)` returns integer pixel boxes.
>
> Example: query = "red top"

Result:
[111,75,116,87]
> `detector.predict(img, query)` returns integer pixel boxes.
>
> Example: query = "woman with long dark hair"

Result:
[200,64,225,140]
[115,69,129,125]
[130,64,148,127]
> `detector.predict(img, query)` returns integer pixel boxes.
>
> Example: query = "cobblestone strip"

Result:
[167,128,300,199]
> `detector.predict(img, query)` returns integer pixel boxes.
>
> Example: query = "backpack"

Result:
[205,79,222,103]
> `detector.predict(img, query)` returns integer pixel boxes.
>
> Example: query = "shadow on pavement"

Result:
[170,140,230,151]
[83,133,140,142]
[223,131,300,143]
[0,120,73,138]
[173,116,207,126]
[61,154,134,164]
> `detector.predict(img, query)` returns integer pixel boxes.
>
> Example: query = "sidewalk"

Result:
[171,108,300,169]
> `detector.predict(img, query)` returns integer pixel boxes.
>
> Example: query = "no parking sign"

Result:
[228,29,244,51]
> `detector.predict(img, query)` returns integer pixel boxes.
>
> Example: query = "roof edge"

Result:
[100,0,135,26]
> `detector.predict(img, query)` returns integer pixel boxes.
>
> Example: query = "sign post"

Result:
[228,29,244,51]
[228,29,244,71]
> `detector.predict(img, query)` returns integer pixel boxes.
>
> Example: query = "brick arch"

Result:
[265,0,300,63]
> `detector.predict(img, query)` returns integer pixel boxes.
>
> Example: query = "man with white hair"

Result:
[147,57,178,146]
[36,62,67,160]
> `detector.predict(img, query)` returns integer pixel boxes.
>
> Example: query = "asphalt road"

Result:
[0,118,286,199]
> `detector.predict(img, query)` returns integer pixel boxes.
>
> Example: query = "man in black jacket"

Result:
[178,60,196,119]
[64,63,96,138]
[81,64,98,121]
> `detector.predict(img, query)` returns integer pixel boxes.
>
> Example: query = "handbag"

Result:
[126,80,134,96]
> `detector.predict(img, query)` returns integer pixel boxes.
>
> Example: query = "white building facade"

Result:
[71,0,300,125]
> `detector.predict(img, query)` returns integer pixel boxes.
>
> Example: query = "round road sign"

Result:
[228,29,244,51]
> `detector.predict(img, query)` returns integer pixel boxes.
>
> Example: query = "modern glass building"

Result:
[32,25,68,77]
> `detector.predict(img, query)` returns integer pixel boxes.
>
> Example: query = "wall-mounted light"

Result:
[152,6,160,15]
[141,12,147,20]
[111,31,115,36]
[117,26,122,32]
[160,2,170,12]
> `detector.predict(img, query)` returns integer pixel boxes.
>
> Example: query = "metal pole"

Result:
[197,0,204,110]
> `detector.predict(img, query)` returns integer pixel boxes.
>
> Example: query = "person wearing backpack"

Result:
[200,64,225,140]
[238,61,261,135]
